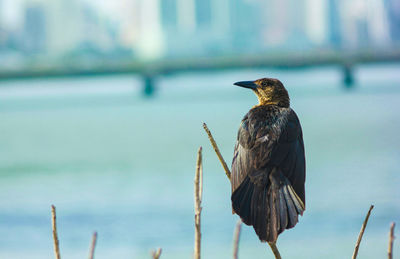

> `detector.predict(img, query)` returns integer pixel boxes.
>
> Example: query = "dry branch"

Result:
[202,123,231,180]
[232,220,242,259]
[388,222,395,259]
[88,231,98,259]
[151,248,162,259]
[194,147,203,259]
[352,205,374,259]
[202,123,282,259]
[268,242,282,259]
[51,205,61,259]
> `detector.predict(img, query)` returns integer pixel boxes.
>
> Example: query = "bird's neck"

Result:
[256,94,290,107]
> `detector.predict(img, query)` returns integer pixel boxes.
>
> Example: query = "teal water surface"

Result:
[0,65,399,258]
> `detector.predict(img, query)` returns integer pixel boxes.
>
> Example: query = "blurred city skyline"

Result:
[0,0,399,70]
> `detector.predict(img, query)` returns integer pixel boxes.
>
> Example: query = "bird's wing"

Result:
[231,108,305,204]
[231,108,281,192]
[231,115,252,192]
[270,110,306,205]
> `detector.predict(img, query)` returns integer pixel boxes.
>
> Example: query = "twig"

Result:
[268,242,282,259]
[203,123,282,259]
[51,205,61,259]
[88,231,98,259]
[388,222,395,259]
[232,219,242,259]
[151,248,162,259]
[202,123,231,180]
[352,205,374,259]
[194,147,203,259]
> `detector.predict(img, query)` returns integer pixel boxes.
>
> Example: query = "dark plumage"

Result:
[231,78,306,243]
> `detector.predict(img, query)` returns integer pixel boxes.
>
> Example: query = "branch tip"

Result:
[352,205,374,259]
[51,205,61,259]
[388,222,395,259]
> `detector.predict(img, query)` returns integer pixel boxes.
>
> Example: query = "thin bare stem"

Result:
[352,205,374,259]
[202,123,231,180]
[51,205,61,259]
[388,222,395,259]
[232,220,242,259]
[151,248,162,259]
[88,231,98,259]
[194,147,203,259]
[268,242,282,259]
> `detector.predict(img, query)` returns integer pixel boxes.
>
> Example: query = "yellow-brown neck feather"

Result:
[255,89,290,107]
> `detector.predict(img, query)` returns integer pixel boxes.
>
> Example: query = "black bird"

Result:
[231,78,305,243]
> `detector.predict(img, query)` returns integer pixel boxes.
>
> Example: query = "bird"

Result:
[231,78,305,243]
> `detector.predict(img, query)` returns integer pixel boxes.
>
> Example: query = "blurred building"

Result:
[259,0,312,49]
[46,0,86,55]
[386,0,400,43]
[0,0,3,50]
[305,0,328,46]
[0,0,2,27]
[161,0,231,57]
[339,0,391,49]
[327,0,342,48]
[19,0,118,58]
[0,0,399,62]
[23,3,46,53]
[84,0,164,60]
[230,0,263,52]
[136,0,164,59]
[113,0,141,54]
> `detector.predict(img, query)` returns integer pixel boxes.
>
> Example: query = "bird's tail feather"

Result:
[231,176,254,225]
[231,171,304,243]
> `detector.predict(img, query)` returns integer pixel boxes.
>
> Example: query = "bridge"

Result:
[1,49,399,95]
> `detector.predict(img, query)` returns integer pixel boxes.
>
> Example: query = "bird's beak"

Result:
[234,81,258,90]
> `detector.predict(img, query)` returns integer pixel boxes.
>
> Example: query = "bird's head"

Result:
[234,78,290,107]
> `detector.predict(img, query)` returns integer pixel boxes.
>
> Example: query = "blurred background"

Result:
[0,0,400,258]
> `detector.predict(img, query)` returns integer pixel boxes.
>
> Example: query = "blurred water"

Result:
[0,64,400,258]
